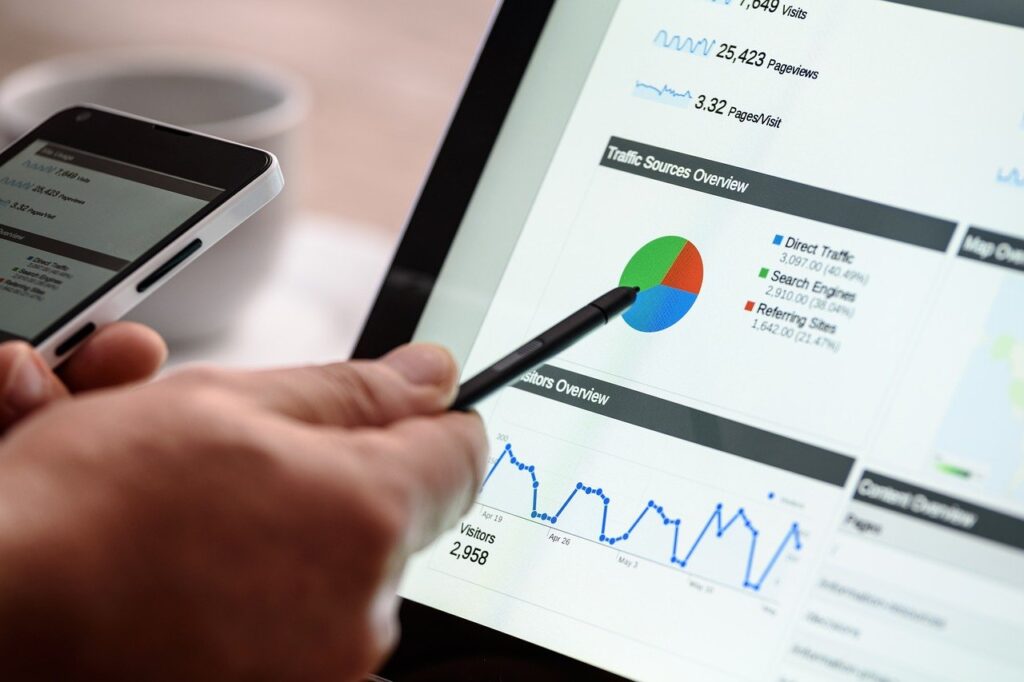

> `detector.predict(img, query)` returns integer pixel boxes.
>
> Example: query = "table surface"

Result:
[0,0,496,237]
[165,213,397,370]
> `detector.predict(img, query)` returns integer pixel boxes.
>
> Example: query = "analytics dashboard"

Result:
[401,1,1024,680]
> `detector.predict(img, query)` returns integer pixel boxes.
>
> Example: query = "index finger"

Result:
[350,411,488,553]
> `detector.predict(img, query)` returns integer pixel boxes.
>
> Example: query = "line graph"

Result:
[653,29,717,57]
[21,160,61,174]
[481,443,803,591]
[632,80,694,109]
[996,167,1023,187]
[0,177,34,190]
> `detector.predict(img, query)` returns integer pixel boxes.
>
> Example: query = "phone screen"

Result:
[0,139,222,344]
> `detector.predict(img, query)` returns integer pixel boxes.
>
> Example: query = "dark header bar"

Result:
[957,226,1024,274]
[600,137,956,252]
[513,364,855,487]
[881,0,1024,29]
[854,470,1024,551]
[37,144,222,202]
[0,223,128,271]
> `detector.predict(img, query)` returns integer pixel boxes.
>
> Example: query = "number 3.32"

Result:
[450,541,489,565]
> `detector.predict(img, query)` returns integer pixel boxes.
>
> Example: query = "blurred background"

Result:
[0,0,495,236]
[0,0,499,363]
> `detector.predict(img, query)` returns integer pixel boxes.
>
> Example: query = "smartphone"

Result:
[0,105,283,365]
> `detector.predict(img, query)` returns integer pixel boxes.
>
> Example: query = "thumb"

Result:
[182,343,462,428]
[0,342,69,432]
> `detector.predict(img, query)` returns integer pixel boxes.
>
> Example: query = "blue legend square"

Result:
[772,234,784,245]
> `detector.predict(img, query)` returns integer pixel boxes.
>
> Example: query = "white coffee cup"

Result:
[0,49,309,344]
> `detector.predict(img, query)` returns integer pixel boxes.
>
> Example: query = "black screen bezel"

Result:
[0,106,272,346]
[352,2,628,679]
[353,1,557,361]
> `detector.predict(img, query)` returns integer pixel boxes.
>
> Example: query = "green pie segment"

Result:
[620,236,688,291]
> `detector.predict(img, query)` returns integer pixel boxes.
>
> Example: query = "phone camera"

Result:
[74,111,92,123]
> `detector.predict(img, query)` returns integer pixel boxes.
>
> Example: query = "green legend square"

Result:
[758,267,770,279]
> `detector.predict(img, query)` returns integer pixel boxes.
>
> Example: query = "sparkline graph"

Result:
[481,443,803,591]
[0,177,33,190]
[653,29,717,57]
[633,81,694,108]
[996,167,1023,187]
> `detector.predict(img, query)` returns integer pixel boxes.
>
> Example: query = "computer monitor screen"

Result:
[396,1,1024,679]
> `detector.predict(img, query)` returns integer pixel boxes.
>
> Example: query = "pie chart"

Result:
[619,236,703,333]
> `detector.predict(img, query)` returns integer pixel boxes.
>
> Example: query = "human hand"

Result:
[0,322,167,432]
[0,344,486,681]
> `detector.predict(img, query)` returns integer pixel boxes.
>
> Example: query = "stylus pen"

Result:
[452,286,639,411]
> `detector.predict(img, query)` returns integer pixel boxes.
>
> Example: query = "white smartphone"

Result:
[0,105,283,365]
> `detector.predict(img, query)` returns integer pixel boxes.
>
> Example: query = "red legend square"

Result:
[744,300,755,312]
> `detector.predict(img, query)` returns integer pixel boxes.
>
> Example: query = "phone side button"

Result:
[56,322,96,357]
[136,238,203,293]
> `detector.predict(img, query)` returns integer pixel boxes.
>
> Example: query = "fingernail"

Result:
[383,344,454,388]
[4,350,47,413]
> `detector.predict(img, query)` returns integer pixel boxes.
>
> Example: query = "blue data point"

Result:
[648,500,655,507]
[551,517,558,524]
[504,444,512,451]
[675,519,681,525]
[596,488,603,496]
[768,491,775,500]
[609,539,616,545]
[518,463,525,471]
[716,502,723,509]
[528,465,535,472]
[532,481,539,489]
[623,533,630,540]
[585,486,593,494]
[599,534,606,542]
[663,518,670,525]
[576,482,583,490]
[531,511,537,518]
[603,497,610,505]
[680,561,687,567]
[657,505,664,514]
[540,513,548,521]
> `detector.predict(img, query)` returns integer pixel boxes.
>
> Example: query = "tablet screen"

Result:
[400,2,1024,679]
